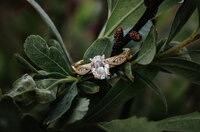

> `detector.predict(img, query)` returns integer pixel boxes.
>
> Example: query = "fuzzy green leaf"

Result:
[49,39,73,74]
[157,112,200,132]
[24,35,71,76]
[44,82,78,124]
[26,0,72,62]
[153,58,200,85]
[124,62,134,82]
[79,81,100,94]
[83,37,113,63]
[162,0,196,49]
[103,0,146,36]
[99,116,161,132]
[135,27,156,65]
[14,54,38,73]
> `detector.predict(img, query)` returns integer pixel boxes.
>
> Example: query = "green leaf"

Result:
[134,72,168,112]
[157,0,182,16]
[14,54,38,73]
[125,20,153,48]
[35,79,58,104]
[33,70,66,79]
[24,35,71,76]
[7,74,37,105]
[196,0,200,26]
[66,98,90,125]
[7,74,69,105]
[134,26,156,65]
[44,82,78,124]
[79,81,100,94]
[26,0,72,63]
[157,112,200,132]
[153,58,200,85]
[83,37,113,63]
[124,62,134,82]
[99,116,161,132]
[85,78,145,121]
[161,0,196,50]
[103,0,146,36]
[49,39,73,74]
[107,0,118,17]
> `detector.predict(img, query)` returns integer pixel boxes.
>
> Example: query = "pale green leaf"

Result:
[135,26,156,65]
[99,116,161,132]
[83,37,113,63]
[44,83,78,124]
[35,79,58,104]
[24,35,71,76]
[66,98,90,124]
[26,0,72,63]
[157,112,200,132]
[7,74,36,105]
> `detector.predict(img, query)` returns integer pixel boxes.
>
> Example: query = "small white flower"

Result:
[90,55,110,79]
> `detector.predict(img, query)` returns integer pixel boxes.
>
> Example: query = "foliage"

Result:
[1,0,200,132]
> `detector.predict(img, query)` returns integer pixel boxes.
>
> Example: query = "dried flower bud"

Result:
[114,27,124,42]
[130,31,142,42]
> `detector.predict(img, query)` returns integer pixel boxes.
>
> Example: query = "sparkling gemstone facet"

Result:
[91,55,110,79]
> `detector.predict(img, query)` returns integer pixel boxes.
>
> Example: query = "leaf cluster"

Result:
[2,0,200,131]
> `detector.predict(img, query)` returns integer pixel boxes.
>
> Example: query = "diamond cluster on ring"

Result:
[91,55,110,79]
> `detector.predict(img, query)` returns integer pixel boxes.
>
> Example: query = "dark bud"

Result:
[130,31,142,42]
[114,27,124,42]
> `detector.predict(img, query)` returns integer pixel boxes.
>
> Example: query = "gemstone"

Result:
[91,55,110,79]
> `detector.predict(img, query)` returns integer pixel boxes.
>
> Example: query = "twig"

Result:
[111,0,164,56]
[156,33,200,58]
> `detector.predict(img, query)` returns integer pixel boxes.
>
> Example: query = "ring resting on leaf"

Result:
[72,48,131,79]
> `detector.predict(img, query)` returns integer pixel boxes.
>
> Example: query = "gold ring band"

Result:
[72,48,131,79]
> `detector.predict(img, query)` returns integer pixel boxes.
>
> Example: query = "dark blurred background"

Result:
[0,0,199,122]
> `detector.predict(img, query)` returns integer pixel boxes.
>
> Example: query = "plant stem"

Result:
[156,33,200,58]
[111,0,164,56]
[47,77,77,90]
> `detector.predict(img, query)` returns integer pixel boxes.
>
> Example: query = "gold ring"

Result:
[72,48,131,79]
